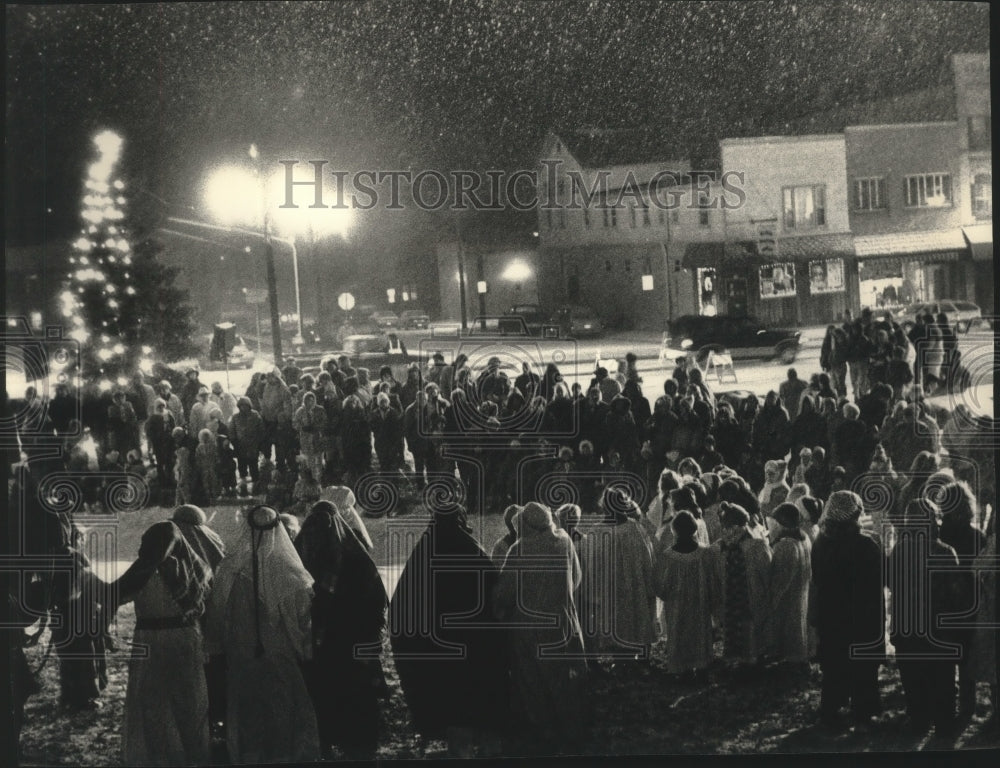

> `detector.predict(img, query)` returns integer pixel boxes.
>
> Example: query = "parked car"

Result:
[370,310,400,329]
[305,333,412,380]
[553,305,604,338]
[892,300,983,332]
[504,303,551,336]
[661,314,801,367]
[400,309,430,329]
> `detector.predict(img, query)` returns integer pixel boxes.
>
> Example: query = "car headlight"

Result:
[680,338,693,349]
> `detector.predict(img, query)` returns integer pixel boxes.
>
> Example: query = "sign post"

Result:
[245,288,268,361]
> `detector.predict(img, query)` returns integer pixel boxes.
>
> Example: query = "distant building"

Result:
[535,128,693,330]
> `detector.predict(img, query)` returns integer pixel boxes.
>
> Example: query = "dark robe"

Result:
[389,512,509,739]
[296,509,387,754]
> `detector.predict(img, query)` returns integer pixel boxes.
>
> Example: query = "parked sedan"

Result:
[893,300,983,332]
[553,305,604,338]
[661,314,801,367]
[370,311,400,329]
[504,303,551,336]
[400,309,430,329]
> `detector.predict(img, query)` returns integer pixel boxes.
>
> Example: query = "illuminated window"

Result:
[903,174,951,208]
[782,185,826,229]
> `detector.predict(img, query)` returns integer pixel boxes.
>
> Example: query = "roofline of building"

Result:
[844,121,960,132]
[719,134,845,146]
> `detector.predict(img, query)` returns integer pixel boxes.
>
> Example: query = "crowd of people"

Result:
[5,302,998,761]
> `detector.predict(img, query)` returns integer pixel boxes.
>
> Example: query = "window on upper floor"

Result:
[968,115,991,151]
[853,177,886,211]
[904,173,952,208]
[972,173,992,219]
[783,185,826,229]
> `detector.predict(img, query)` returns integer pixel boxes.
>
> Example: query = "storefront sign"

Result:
[808,258,845,294]
[759,263,796,299]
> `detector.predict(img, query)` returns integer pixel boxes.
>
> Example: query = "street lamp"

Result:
[203,155,351,351]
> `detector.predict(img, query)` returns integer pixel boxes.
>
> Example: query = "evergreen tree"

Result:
[60,130,197,384]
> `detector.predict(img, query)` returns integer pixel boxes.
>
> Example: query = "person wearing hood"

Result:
[577,486,656,658]
[592,365,622,404]
[493,501,589,746]
[576,386,610,460]
[543,383,576,442]
[712,401,746,471]
[654,510,720,679]
[789,396,825,463]
[112,520,213,766]
[229,397,265,490]
[779,368,808,422]
[180,368,203,421]
[759,459,791,522]
[205,505,320,763]
[768,503,812,666]
[391,505,509,753]
[811,491,884,728]
[513,361,541,400]
[712,502,773,672]
[318,487,375,551]
[295,501,388,758]
[399,363,423,411]
[209,382,238,423]
[293,391,327,484]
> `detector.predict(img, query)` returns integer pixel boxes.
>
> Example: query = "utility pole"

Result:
[455,217,468,331]
[264,218,284,365]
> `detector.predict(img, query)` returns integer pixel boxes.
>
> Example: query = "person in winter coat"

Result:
[768,503,812,665]
[759,459,791,523]
[209,381,239,423]
[293,391,327,483]
[753,391,791,465]
[195,428,221,501]
[831,403,875,482]
[146,398,177,492]
[229,397,264,487]
[811,491,884,727]
[789,396,825,463]
[779,368,809,422]
[712,502,772,671]
[935,481,986,720]
[576,386,610,460]
[880,404,940,476]
[887,497,962,737]
[259,368,295,471]
[371,391,405,473]
[820,324,849,399]
[107,389,140,456]
[340,381,372,484]
[605,395,641,472]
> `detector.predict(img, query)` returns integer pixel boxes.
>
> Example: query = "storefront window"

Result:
[698,268,718,315]
[808,258,845,294]
[759,263,796,299]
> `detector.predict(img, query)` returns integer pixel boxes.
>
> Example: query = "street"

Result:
[218,323,995,416]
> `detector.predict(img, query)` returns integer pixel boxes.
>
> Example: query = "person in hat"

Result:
[768,502,812,666]
[111,520,213,765]
[209,381,238,423]
[180,367,203,421]
[205,505,320,763]
[494,501,589,746]
[653,509,720,679]
[490,504,522,565]
[712,501,773,672]
[810,490,884,727]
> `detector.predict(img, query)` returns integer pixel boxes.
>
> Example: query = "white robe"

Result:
[653,546,720,673]
[768,533,812,662]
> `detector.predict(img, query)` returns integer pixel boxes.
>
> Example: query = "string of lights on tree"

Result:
[59,130,144,386]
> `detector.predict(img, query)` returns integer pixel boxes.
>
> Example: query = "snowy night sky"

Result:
[5,0,990,246]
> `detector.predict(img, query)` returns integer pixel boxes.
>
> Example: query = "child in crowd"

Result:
[195,428,221,501]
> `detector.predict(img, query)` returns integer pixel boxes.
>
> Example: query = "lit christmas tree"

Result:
[61,129,137,385]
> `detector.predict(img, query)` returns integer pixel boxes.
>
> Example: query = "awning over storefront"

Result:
[774,232,855,260]
[853,229,968,259]
[962,224,994,261]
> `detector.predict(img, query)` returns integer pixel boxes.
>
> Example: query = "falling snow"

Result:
[5,0,990,242]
